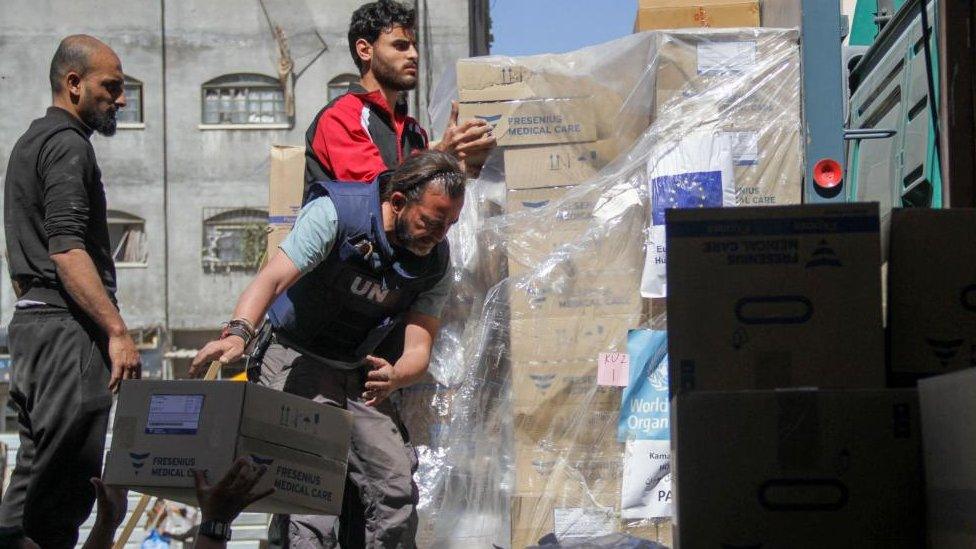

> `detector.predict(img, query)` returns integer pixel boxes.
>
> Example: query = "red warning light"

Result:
[813,158,843,189]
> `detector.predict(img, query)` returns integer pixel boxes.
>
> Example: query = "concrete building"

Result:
[0,0,489,380]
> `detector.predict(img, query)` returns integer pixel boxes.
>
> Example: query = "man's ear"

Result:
[66,71,83,102]
[389,191,407,213]
[355,38,373,70]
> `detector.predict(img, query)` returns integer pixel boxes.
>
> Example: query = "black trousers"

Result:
[0,307,112,549]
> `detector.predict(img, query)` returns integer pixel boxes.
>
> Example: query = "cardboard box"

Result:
[266,145,304,263]
[509,314,638,362]
[666,203,884,394]
[511,493,621,548]
[672,389,924,548]
[514,405,623,449]
[265,223,291,265]
[654,30,800,123]
[889,209,976,382]
[104,380,353,515]
[650,30,803,207]
[504,140,621,190]
[729,125,803,206]
[512,359,620,415]
[509,268,643,319]
[513,440,623,498]
[635,0,760,31]
[269,145,305,224]
[457,99,597,147]
[457,59,586,103]
[919,368,976,548]
[505,187,645,277]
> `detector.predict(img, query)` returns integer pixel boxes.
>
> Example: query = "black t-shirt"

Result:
[3,107,117,307]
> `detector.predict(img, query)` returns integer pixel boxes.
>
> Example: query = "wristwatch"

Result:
[198,519,232,541]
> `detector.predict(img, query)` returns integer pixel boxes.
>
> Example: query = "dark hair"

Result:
[49,35,103,94]
[348,0,416,74]
[383,150,465,203]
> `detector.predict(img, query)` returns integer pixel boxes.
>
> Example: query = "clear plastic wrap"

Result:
[399,27,802,548]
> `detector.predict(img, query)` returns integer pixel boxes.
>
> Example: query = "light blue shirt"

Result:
[279,197,453,318]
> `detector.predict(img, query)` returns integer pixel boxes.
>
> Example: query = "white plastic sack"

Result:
[640,131,735,298]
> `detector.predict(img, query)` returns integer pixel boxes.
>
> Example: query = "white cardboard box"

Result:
[104,380,352,515]
[919,368,976,549]
[673,389,923,548]
[666,203,884,393]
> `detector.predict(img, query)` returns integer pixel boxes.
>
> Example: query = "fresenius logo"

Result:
[805,239,842,268]
[250,454,275,467]
[521,200,550,209]
[529,373,556,392]
[475,114,501,129]
[130,452,150,474]
[926,337,964,366]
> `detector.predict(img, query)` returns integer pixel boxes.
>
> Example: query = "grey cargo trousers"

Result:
[257,344,419,548]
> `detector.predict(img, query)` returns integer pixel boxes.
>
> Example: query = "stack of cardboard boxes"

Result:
[457,57,649,546]
[652,28,803,207]
[455,25,806,547]
[665,203,927,547]
[896,209,976,548]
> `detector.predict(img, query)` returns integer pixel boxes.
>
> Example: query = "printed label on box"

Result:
[727,131,759,166]
[146,394,205,435]
[697,41,757,75]
[553,506,615,539]
[597,352,630,387]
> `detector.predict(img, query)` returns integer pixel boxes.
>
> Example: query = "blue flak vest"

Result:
[267,178,449,364]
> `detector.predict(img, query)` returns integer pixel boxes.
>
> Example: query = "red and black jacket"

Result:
[304,83,428,198]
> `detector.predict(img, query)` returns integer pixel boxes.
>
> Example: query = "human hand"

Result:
[435,101,496,163]
[192,458,274,523]
[362,355,402,407]
[189,337,245,377]
[108,333,141,392]
[90,477,128,530]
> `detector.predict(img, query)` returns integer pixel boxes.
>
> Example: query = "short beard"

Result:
[80,105,118,137]
[394,215,431,256]
[372,57,416,92]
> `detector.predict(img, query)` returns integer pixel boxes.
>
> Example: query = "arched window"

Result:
[328,73,359,102]
[117,75,144,125]
[201,74,286,126]
[107,210,148,266]
[201,208,268,272]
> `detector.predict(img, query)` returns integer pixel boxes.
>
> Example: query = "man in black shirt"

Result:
[0,35,141,549]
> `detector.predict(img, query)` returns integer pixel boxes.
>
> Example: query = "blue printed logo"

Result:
[805,239,842,268]
[651,170,724,226]
[249,454,275,467]
[529,373,557,392]
[130,452,150,474]
[476,114,502,129]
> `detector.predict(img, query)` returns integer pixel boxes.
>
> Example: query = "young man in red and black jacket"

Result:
[304,0,495,197]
